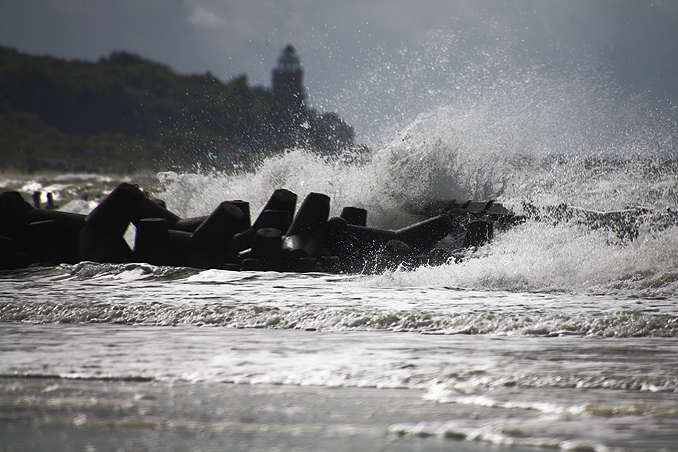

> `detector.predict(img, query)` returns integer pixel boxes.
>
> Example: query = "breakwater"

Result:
[0,183,517,273]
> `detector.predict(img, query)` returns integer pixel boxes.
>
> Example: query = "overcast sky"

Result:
[1,0,677,143]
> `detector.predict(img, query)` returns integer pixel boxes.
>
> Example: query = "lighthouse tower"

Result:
[272,45,305,106]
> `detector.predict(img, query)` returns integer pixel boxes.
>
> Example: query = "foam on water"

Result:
[371,219,678,298]
[3,263,677,338]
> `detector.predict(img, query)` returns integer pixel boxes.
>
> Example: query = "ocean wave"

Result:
[3,297,676,338]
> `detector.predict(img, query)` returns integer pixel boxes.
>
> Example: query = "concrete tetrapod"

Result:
[1,183,527,273]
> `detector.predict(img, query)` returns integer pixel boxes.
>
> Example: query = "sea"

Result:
[2,73,678,451]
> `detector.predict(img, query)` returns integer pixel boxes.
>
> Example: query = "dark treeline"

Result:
[0,46,363,174]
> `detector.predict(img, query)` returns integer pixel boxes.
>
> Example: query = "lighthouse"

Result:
[272,45,305,107]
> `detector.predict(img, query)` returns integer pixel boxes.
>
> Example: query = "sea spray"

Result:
[155,54,677,226]
[156,151,376,222]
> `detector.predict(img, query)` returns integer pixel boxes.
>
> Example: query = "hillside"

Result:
[0,46,360,174]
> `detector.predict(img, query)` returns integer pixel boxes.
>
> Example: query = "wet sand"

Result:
[1,376,540,452]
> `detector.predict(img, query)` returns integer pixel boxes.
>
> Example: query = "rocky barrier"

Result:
[4,182,672,273]
[0,183,520,273]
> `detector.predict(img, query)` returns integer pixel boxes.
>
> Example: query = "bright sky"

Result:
[1,0,677,143]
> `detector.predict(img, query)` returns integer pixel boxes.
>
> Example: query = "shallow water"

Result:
[2,261,678,451]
